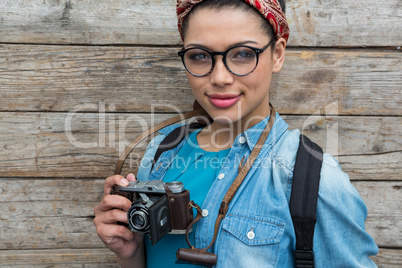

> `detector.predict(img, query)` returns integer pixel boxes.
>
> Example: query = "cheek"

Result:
[257,52,274,73]
[187,76,205,96]
[243,70,271,90]
[250,61,273,86]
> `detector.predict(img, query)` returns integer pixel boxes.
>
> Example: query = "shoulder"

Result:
[157,123,187,136]
[317,153,369,233]
[319,154,362,203]
[270,128,301,172]
[274,129,357,199]
[317,153,372,227]
[147,123,187,150]
[272,129,361,206]
[137,123,186,180]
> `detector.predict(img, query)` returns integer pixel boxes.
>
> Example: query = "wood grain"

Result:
[0,44,401,115]
[353,181,402,248]
[0,178,104,250]
[0,248,397,267]
[0,113,400,179]
[0,248,118,267]
[0,0,401,47]
[371,248,402,268]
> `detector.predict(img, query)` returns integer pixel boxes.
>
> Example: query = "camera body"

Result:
[113,180,193,245]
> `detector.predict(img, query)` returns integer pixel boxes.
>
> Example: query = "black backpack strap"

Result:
[152,122,205,168]
[290,134,323,268]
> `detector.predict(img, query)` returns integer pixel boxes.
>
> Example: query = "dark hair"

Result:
[180,0,286,44]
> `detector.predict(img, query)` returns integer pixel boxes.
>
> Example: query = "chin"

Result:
[213,118,238,125]
[208,111,241,125]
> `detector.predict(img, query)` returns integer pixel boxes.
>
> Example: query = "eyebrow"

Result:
[185,40,260,50]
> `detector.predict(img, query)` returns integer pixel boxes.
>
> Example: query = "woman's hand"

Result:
[94,173,145,267]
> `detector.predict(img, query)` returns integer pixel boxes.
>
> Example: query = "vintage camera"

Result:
[112,180,193,245]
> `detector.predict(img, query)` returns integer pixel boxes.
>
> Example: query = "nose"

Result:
[210,56,234,87]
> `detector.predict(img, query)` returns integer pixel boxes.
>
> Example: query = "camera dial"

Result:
[166,181,185,194]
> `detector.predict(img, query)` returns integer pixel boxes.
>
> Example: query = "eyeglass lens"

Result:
[183,46,258,76]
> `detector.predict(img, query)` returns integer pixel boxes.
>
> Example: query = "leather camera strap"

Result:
[183,104,276,251]
[114,109,209,175]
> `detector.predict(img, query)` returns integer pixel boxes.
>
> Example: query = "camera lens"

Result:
[131,210,148,230]
[133,213,146,227]
[128,206,150,232]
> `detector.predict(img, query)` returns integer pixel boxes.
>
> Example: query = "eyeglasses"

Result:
[178,40,275,77]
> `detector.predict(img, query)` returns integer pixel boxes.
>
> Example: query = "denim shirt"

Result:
[138,113,378,267]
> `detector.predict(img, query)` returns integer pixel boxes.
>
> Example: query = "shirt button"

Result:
[239,136,246,144]
[202,209,209,217]
[217,173,225,180]
[247,230,255,240]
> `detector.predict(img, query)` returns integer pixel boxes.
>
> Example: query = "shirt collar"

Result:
[242,112,289,151]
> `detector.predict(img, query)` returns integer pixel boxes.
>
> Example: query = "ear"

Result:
[272,38,286,73]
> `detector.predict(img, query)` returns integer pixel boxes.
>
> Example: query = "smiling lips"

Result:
[208,94,241,108]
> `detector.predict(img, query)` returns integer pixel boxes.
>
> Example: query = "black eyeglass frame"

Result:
[178,39,276,77]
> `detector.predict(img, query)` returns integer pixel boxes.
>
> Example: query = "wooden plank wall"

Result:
[0,0,401,266]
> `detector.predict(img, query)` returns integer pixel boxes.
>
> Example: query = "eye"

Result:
[186,49,212,62]
[229,47,256,63]
[234,50,255,58]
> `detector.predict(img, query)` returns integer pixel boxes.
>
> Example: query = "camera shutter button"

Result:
[202,209,209,217]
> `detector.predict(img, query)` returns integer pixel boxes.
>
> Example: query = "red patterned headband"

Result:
[176,0,290,42]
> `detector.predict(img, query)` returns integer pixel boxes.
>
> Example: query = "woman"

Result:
[94,0,378,267]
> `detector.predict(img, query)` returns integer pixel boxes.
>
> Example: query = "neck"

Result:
[197,105,271,152]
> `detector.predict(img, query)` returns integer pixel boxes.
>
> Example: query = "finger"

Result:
[95,194,132,214]
[97,223,135,242]
[94,208,129,225]
[126,173,136,182]
[104,175,130,196]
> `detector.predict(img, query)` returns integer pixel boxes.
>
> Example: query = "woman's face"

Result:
[183,8,285,125]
